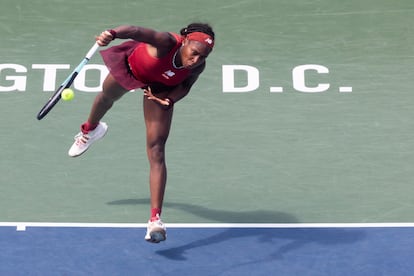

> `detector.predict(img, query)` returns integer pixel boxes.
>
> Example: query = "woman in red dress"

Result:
[68,23,215,243]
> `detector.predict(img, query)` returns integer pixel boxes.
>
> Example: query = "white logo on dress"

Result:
[162,70,176,79]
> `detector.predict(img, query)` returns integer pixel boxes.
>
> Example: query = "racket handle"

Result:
[85,43,100,60]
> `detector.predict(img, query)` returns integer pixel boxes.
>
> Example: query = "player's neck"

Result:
[172,48,184,69]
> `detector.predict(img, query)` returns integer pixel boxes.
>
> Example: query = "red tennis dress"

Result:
[100,33,190,91]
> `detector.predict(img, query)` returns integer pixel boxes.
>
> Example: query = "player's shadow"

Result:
[107,198,366,262]
[107,198,297,223]
[156,227,366,263]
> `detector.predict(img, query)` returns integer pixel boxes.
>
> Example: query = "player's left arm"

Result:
[144,63,206,108]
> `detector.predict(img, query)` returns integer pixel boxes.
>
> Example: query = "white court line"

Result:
[1,222,414,231]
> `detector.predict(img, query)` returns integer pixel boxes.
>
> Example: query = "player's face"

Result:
[180,39,211,69]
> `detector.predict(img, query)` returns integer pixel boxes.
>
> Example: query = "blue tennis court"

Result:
[1,223,414,275]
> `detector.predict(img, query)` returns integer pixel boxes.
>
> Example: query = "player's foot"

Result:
[68,122,108,157]
[145,214,166,243]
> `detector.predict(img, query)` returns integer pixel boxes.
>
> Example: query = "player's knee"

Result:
[97,92,116,108]
[147,143,166,164]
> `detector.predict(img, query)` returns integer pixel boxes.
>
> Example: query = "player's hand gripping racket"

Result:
[36,42,100,120]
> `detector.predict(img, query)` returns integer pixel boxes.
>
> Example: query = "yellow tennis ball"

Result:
[61,88,75,101]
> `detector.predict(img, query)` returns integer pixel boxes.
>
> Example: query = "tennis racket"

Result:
[36,42,100,120]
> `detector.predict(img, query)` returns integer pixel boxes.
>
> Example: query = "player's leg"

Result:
[143,94,173,242]
[86,74,129,126]
[68,74,128,157]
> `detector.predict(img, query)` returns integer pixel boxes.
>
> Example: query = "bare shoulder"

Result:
[149,31,177,49]
[191,62,206,75]
[146,32,177,57]
[117,25,176,49]
[182,62,206,89]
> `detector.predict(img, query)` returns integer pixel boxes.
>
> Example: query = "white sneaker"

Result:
[145,215,166,243]
[68,122,108,157]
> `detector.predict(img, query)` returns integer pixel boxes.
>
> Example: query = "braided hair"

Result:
[180,23,215,40]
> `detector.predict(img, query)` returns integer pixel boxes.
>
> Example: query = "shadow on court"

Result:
[155,228,366,262]
[107,198,366,262]
[107,198,298,223]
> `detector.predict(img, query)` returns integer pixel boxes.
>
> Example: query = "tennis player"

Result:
[68,23,215,243]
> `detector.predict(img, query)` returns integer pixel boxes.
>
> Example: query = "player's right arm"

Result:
[96,25,176,54]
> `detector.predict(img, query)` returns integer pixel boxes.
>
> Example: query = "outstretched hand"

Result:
[143,86,171,107]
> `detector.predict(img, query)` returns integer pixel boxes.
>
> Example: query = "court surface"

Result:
[1,0,414,275]
[1,223,414,275]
